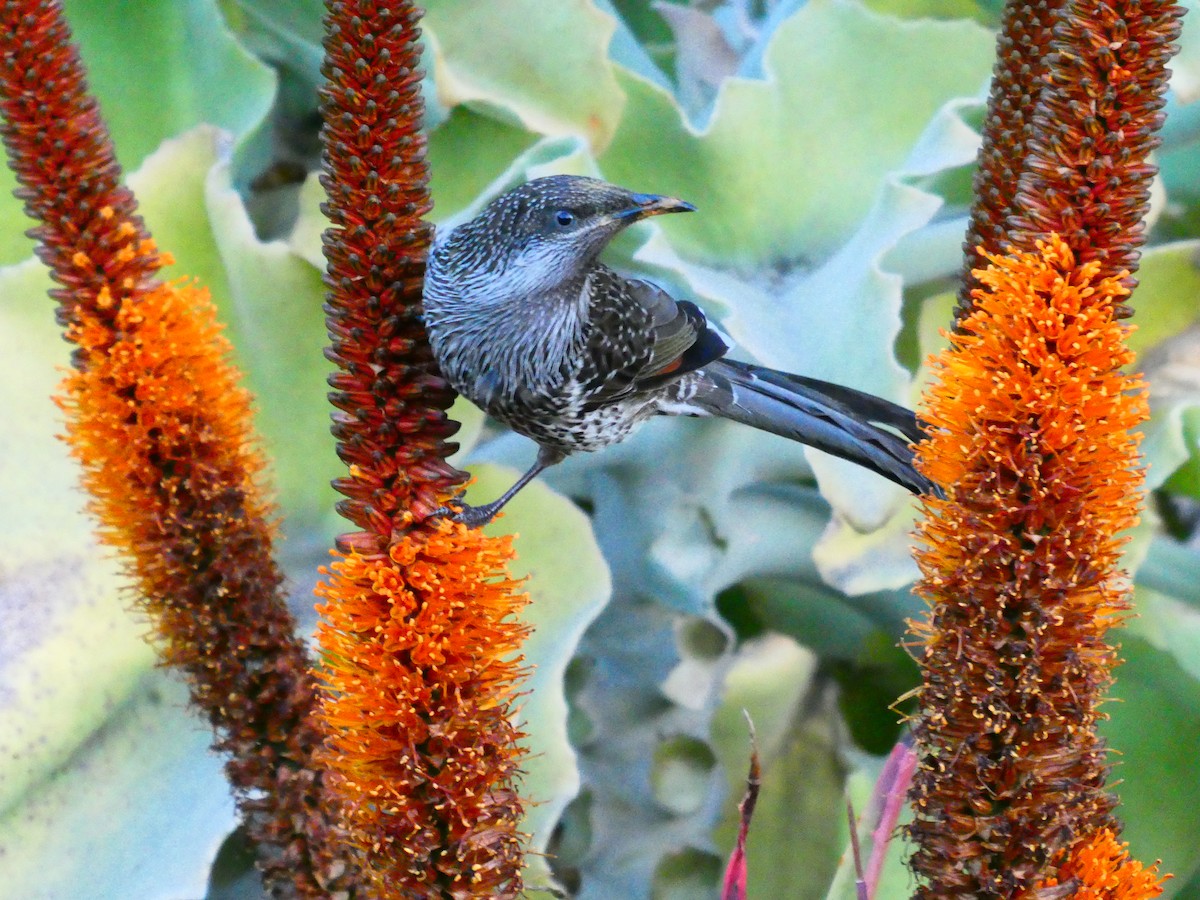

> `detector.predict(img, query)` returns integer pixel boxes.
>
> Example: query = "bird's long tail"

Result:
[690,359,937,496]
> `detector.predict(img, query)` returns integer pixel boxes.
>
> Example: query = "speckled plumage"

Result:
[424,175,934,523]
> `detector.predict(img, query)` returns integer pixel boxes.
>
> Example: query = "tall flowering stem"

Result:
[907,0,1184,893]
[909,238,1146,896]
[0,1,358,896]
[315,1,531,896]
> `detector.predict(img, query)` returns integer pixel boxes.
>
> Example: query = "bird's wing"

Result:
[580,269,728,409]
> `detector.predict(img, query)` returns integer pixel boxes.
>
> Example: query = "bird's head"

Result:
[448,175,694,296]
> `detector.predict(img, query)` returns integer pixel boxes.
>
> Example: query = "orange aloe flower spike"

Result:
[909,238,1145,898]
[0,2,360,895]
[314,2,532,896]
[907,0,1185,893]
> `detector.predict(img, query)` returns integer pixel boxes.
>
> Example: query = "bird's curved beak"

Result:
[613,192,696,221]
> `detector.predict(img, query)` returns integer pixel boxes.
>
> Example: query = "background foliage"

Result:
[2,1,1199,897]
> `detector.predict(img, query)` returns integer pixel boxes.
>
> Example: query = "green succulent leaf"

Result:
[541,582,734,899]
[1128,241,1200,356]
[428,109,544,220]
[709,635,848,899]
[63,0,275,168]
[861,0,999,24]
[220,0,325,81]
[593,0,676,91]
[600,0,994,266]
[0,0,276,267]
[1101,637,1200,895]
[0,674,238,899]
[1132,242,1200,496]
[474,465,613,856]
[424,0,625,150]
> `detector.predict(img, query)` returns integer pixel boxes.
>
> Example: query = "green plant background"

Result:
[2,0,1199,897]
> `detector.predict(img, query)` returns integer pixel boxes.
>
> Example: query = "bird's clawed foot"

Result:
[426,447,565,529]
[427,499,503,529]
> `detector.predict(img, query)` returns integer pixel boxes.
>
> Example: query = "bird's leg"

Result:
[434,446,566,528]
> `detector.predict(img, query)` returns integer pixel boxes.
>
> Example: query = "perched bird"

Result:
[424,175,935,526]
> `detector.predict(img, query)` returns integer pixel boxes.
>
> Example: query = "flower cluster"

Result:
[316,525,529,893]
[908,0,1183,892]
[1037,828,1166,900]
[0,2,357,894]
[909,237,1155,896]
[314,2,532,895]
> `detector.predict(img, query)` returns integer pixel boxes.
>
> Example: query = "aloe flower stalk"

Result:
[314,1,532,895]
[910,236,1150,896]
[0,1,360,895]
[907,0,1184,894]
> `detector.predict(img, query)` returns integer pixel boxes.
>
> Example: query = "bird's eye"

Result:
[554,209,575,227]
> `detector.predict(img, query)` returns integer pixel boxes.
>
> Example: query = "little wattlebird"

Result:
[424,175,936,526]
